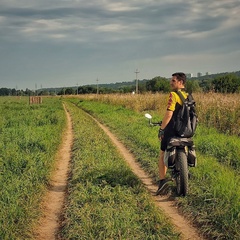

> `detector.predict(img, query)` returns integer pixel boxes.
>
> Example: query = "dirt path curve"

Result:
[91,117,204,240]
[34,104,73,240]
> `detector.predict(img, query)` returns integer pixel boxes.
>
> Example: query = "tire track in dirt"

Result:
[89,114,204,240]
[34,104,73,240]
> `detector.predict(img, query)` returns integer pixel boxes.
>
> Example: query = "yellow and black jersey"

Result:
[166,90,188,111]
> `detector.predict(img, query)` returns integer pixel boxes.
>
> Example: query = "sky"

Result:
[0,0,240,90]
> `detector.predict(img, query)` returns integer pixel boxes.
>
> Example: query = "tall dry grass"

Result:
[76,93,167,115]
[74,92,240,136]
[195,93,240,136]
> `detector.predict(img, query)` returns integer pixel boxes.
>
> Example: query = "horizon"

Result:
[1,69,239,91]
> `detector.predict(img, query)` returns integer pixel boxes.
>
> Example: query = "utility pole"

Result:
[135,69,140,94]
[76,83,78,95]
[96,78,99,94]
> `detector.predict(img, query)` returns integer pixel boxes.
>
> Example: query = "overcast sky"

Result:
[0,0,240,90]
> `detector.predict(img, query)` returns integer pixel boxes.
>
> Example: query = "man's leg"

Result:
[156,150,170,195]
[159,150,167,179]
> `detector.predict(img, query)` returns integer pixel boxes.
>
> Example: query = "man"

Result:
[156,72,188,195]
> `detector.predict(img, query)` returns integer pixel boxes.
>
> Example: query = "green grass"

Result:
[177,154,240,239]
[60,102,180,240]
[1,95,239,239]
[0,96,66,239]
[194,127,240,171]
[68,98,240,240]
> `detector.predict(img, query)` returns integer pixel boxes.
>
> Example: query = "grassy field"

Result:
[0,96,65,239]
[1,96,180,239]
[60,101,180,239]
[1,93,239,239]
[67,96,240,240]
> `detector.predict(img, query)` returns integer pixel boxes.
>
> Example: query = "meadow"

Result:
[0,96,179,239]
[0,93,239,239]
[67,92,240,239]
[0,96,65,239]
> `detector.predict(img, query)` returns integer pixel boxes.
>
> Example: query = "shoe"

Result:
[156,179,171,195]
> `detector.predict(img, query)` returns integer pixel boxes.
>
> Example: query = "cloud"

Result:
[1,1,239,43]
[0,0,239,89]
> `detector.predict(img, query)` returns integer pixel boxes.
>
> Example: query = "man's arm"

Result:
[161,110,173,130]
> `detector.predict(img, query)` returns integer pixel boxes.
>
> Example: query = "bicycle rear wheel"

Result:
[176,150,188,196]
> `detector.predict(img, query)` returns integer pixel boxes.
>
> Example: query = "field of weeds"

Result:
[68,95,240,239]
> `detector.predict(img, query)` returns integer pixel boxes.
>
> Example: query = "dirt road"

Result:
[35,104,203,240]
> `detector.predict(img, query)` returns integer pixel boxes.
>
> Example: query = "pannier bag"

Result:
[164,146,176,168]
[187,145,197,167]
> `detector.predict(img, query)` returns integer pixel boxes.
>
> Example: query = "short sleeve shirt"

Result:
[167,90,188,111]
[160,89,188,151]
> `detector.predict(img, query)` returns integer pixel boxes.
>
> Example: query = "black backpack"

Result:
[174,91,198,138]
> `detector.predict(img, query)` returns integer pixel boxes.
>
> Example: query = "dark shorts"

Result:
[160,128,175,151]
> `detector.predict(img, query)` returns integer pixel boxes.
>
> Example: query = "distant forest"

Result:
[1,71,240,96]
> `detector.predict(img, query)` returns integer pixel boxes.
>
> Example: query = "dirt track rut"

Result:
[34,104,73,239]
[91,116,204,240]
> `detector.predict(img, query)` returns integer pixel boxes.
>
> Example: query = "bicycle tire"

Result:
[176,150,188,196]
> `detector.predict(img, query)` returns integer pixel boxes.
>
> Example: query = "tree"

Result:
[186,80,201,93]
[65,88,75,95]
[212,74,240,93]
[146,76,170,93]
[78,86,96,94]
[0,88,11,96]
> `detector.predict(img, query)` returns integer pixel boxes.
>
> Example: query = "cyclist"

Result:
[156,72,188,195]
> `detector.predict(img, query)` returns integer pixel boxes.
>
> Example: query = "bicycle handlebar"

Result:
[149,121,162,126]
[145,113,162,126]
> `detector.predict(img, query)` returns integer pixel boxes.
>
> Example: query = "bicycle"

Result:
[145,113,196,196]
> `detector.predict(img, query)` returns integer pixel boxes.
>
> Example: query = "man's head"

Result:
[170,72,186,90]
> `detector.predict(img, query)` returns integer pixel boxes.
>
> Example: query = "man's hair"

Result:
[172,72,186,85]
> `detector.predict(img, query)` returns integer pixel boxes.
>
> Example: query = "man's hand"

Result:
[158,128,164,140]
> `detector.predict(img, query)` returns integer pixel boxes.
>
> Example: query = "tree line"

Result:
[1,73,240,96]
[72,73,240,94]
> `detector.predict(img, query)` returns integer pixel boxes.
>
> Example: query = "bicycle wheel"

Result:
[176,150,188,196]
